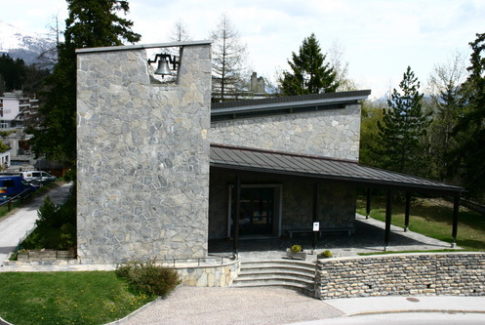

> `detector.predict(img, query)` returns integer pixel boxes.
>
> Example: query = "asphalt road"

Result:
[0,182,72,266]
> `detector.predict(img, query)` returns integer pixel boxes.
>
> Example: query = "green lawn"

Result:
[356,196,485,250]
[0,271,156,325]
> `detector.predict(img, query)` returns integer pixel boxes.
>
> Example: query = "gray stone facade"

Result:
[316,253,485,299]
[210,104,361,161]
[209,169,356,239]
[77,44,211,264]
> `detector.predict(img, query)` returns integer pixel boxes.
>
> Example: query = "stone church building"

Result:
[76,41,462,264]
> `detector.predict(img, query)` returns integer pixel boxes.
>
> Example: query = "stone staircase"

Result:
[232,259,316,295]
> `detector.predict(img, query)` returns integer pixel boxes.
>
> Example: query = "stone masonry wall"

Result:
[77,45,211,264]
[316,253,485,300]
[209,105,361,161]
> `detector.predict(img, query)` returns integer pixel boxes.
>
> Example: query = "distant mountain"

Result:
[0,21,56,66]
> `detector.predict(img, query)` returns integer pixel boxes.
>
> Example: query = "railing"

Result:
[155,253,237,268]
[0,187,34,210]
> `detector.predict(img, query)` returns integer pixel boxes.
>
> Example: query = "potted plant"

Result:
[318,250,333,259]
[286,244,306,260]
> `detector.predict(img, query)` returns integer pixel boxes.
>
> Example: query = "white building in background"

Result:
[0,91,37,168]
[0,150,10,168]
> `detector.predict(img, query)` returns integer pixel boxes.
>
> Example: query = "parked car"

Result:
[20,171,56,183]
[0,175,37,202]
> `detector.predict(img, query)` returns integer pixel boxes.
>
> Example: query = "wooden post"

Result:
[404,192,411,232]
[233,175,241,255]
[366,188,371,219]
[313,182,320,250]
[452,194,460,247]
[384,189,393,250]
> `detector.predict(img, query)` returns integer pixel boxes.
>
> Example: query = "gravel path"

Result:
[121,286,343,325]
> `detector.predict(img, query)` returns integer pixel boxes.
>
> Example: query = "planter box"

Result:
[286,249,307,260]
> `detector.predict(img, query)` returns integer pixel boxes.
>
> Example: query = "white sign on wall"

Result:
[313,221,320,232]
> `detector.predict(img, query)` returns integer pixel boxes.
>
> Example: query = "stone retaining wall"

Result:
[2,257,239,287]
[315,253,485,300]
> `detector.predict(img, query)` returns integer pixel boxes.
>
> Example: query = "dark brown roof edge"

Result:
[210,143,359,164]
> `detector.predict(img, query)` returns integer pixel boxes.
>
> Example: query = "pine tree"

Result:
[453,33,485,198]
[30,0,140,166]
[279,34,339,95]
[210,15,247,102]
[376,66,430,174]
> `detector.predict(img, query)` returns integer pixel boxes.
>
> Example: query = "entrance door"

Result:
[230,186,276,237]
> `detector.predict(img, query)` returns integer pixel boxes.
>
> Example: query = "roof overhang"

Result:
[211,90,371,118]
[209,144,464,195]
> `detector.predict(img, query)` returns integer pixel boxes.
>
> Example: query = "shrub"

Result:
[290,244,302,253]
[19,192,76,251]
[319,250,333,258]
[115,262,181,297]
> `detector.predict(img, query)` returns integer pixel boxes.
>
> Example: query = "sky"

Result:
[1,0,484,98]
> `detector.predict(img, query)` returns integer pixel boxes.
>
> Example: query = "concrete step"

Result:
[238,270,314,281]
[242,259,316,269]
[240,265,315,276]
[234,275,314,286]
[232,280,314,293]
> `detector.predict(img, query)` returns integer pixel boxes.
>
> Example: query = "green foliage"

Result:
[30,0,140,167]
[290,244,302,253]
[20,193,76,250]
[452,33,485,199]
[0,53,49,94]
[0,271,154,325]
[279,33,339,95]
[116,262,181,297]
[319,250,333,258]
[359,101,385,167]
[376,66,430,174]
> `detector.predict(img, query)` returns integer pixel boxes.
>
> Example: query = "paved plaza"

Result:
[209,213,457,261]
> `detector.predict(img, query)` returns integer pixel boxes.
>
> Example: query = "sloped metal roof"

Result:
[211,90,371,116]
[210,144,464,194]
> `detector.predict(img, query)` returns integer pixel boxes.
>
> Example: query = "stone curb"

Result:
[103,297,163,325]
[0,316,15,325]
[349,309,485,317]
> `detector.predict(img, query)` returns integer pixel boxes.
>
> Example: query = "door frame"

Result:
[227,183,283,238]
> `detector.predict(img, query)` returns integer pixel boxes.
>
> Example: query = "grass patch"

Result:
[357,196,485,250]
[0,271,156,325]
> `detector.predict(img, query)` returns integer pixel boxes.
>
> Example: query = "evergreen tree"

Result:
[279,34,339,95]
[453,33,485,198]
[210,15,247,102]
[376,66,430,174]
[30,0,140,166]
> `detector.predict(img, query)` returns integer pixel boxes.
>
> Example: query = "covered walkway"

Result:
[210,144,464,253]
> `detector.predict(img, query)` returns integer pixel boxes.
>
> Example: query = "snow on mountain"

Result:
[0,21,55,64]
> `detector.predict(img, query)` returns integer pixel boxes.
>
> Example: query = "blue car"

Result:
[0,175,37,202]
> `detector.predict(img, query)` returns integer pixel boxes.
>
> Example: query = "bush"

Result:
[115,262,181,298]
[319,250,333,258]
[290,244,302,253]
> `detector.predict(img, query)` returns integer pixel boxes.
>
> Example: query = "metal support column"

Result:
[366,188,371,219]
[384,189,393,250]
[452,194,460,248]
[404,192,411,232]
[313,182,320,250]
[233,175,241,255]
